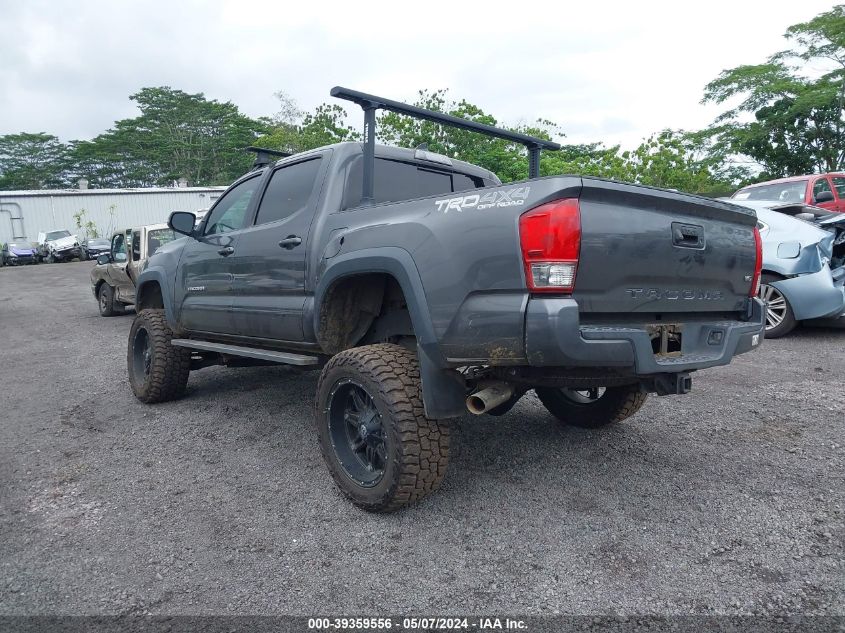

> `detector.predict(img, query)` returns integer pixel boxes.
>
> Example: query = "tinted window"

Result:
[204,176,260,235]
[343,158,482,208]
[453,173,482,192]
[255,158,323,225]
[832,177,845,198]
[814,177,833,197]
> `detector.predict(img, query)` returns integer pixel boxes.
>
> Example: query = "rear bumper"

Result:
[771,265,845,321]
[524,297,765,374]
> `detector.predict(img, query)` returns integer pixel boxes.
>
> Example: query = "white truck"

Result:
[36,230,82,263]
[90,224,176,316]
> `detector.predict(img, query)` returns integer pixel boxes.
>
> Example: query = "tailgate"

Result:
[572,179,758,314]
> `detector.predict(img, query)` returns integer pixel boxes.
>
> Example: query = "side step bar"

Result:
[171,339,321,366]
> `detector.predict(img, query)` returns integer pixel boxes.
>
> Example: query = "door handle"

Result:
[218,246,235,256]
[671,222,704,249]
[278,235,302,249]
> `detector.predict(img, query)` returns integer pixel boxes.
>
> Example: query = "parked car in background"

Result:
[90,224,177,316]
[1,240,38,266]
[729,200,845,337]
[80,237,111,261]
[36,229,81,263]
[732,173,845,213]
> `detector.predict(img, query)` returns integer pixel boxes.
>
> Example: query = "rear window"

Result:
[148,228,176,255]
[733,180,808,203]
[343,158,486,209]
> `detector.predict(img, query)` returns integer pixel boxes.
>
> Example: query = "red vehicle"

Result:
[732,173,845,213]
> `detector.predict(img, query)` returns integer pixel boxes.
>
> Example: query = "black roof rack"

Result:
[331,86,560,205]
[245,146,293,170]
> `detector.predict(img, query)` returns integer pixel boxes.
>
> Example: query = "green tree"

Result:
[376,89,533,182]
[541,142,633,182]
[255,93,360,154]
[67,87,268,187]
[623,130,747,195]
[0,133,69,189]
[702,6,845,177]
[73,208,99,240]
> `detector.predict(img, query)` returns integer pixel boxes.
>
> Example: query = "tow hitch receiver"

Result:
[650,372,693,396]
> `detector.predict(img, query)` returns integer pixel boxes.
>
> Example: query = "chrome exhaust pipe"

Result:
[466,383,514,415]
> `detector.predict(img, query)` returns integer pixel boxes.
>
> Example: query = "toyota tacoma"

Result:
[127,87,765,511]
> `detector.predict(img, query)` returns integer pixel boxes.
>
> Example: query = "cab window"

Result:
[148,228,175,255]
[342,158,485,209]
[254,158,323,225]
[204,176,261,236]
[112,234,127,263]
[131,232,141,261]
[832,177,845,198]
[813,177,833,200]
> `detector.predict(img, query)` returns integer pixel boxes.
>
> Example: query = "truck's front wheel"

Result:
[127,309,191,403]
[98,284,118,317]
[315,343,450,512]
[535,384,647,429]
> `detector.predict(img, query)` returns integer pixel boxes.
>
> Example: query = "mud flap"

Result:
[418,345,467,419]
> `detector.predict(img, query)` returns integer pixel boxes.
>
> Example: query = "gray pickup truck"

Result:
[127,87,765,511]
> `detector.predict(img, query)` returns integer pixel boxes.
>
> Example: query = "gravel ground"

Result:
[0,261,842,617]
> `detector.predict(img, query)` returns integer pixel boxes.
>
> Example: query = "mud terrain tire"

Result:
[535,384,647,429]
[127,309,191,403]
[315,343,450,512]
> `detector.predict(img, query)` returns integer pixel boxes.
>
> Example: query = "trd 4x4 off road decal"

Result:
[435,186,530,213]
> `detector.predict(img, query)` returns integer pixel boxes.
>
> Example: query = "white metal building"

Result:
[0,184,226,245]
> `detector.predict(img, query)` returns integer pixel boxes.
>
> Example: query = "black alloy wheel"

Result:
[326,379,387,488]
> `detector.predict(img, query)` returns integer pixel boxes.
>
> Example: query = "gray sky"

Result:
[0,0,836,149]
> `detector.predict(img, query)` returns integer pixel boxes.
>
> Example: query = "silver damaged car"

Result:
[730,200,845,337]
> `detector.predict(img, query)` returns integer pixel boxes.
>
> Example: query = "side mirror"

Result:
[169,211,197,237]
[96,253,112,265]
[814,190,834,204]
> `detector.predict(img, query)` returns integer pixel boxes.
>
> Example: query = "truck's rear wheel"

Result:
[535,384,647,428]
[315,343,450,512]
[127,309,191,403]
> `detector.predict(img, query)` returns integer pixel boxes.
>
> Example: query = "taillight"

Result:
[519,198,581,293]
[750,226,762,297]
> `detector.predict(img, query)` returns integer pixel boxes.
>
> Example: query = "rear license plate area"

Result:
[647,324,683,357]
